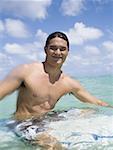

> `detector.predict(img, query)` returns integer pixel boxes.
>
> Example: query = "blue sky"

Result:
[0,0,113,78]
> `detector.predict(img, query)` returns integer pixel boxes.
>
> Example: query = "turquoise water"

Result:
[0,75,113,149]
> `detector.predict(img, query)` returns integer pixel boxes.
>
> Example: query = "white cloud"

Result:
[4,42,41,55]
[102,41,113,61]
[102,41,113,53]
[66,22,103,45]
[0,67,3,74]
[4,42,45,61]
[36,29,48,41]
[0,52,14,67]
[107,29,113,39]
[5,18,30,38]
[61,0,85,16]
[3,29,47,60]
[0,52,8,60]
[4,42,36,61]
[4,43,28,54]
[92,0,109,4]
[0,52,15,79]
[0,0,52,20]
[84,45,100,55]
[0,20,4,33]
[65,49,102,69]
[25,53,38,61]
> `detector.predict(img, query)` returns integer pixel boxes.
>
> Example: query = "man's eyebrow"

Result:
[49,45,67,48]
[49,45,57,47]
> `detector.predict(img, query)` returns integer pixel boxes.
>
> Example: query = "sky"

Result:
[0,0,113,78]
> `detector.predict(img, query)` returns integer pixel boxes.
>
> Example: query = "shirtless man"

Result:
[0,31,111,149]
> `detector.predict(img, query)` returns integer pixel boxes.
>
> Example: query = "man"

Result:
[0,31,111,149]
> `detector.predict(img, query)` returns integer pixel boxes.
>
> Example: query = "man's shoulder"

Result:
[10,62,41,77]
[62,74,75,82]
[63,74,80,87]
[16,62,42,71]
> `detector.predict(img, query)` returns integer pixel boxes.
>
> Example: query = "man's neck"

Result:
[43,61,62,83]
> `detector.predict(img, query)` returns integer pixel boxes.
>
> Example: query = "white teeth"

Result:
[53,56,62,58]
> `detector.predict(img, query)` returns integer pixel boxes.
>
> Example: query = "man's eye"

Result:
[49,46,57,50]
[49,46,67,51]
[60,47,66,51]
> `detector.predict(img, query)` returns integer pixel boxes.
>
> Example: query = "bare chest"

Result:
[22,75,68,106]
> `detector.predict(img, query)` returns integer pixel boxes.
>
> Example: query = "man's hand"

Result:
[97,100,110,107]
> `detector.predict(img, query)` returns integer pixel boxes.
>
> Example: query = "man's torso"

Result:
[15,63,73,120]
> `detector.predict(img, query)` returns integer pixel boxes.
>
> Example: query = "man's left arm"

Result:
[71,81,111,107]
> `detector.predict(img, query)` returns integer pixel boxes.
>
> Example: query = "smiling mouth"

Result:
[52,56,62,59]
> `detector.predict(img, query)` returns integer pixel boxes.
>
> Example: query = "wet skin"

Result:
[0,37,109,120]
[0,37,110,150]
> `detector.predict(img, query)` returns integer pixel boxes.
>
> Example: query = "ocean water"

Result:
[0,75,113,150]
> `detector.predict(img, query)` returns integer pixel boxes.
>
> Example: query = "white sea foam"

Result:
[1,108,113,149]
[46,108,113,149]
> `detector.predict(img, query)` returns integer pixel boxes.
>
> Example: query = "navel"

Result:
[40,101,52,110]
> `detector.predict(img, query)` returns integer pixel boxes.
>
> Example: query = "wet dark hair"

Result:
[45,31,69,50]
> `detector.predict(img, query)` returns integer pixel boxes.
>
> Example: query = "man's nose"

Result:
[55,48,61,54]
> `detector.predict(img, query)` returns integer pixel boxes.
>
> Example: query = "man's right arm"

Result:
[0,65,27,100]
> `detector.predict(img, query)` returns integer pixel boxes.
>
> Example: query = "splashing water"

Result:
[1,108,113,150]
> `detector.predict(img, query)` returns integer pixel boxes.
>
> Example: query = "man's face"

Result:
[45,37,69,66]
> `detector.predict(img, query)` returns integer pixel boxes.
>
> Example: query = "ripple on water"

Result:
[0,108,113,149]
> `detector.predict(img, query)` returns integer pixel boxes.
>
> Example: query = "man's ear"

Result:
[44,46,47,54]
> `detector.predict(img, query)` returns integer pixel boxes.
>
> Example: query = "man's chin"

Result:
[54,59,63,64]
[51,60,63,66]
